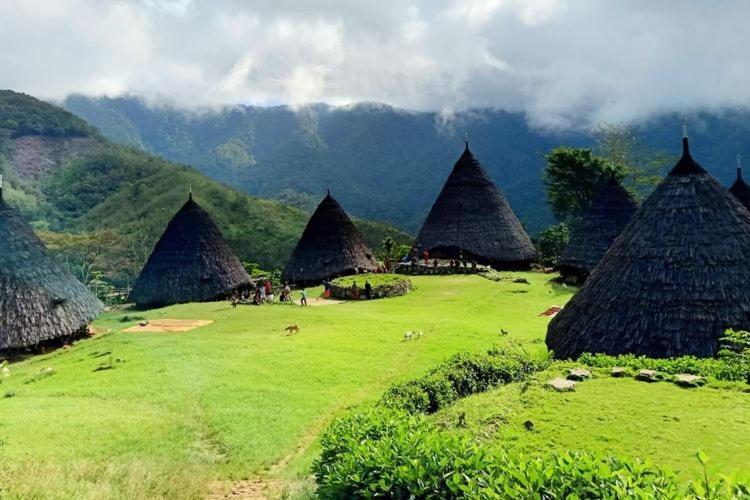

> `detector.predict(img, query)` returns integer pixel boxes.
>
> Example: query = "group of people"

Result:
[348,280,373,300]
[232,279,300,306]
[405,247,477,269]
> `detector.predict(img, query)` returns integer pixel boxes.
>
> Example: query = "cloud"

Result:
[1,0,749,128]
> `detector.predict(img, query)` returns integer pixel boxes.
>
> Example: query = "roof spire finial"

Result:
[465,131,469,149]
[681,116,690,156]
[189,184,193,200]
[327,187,330,197]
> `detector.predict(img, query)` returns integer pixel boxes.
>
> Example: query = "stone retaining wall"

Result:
[330,278,413,300]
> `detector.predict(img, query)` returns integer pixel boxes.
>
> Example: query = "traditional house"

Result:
[282,192,377,285]
[414,142,536,269]
[129,193,252,307]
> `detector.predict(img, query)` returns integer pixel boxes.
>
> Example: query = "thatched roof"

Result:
[557,177,638,281]
[729,164,750,211]
[547,136,750,359]
[414,143,536,269]
[282,192,377,285]
[0,184,102,351]
[129,194,252,307]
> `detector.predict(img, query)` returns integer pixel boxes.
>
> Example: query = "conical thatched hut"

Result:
[0,179,102,352]
[282,192,377,285]
[414,142,536,269]
[129,194,252,308]
[728,156,750,210]
[557,177,638,283]
[547,133,750,359]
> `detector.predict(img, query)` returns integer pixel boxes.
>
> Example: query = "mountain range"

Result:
[0,90,409,273]
[64,95,750,233]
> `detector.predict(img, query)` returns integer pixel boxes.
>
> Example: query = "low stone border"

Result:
[330,278,413,300]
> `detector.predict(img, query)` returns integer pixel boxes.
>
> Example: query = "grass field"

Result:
[0,273,748,498]
[432,368,750,480]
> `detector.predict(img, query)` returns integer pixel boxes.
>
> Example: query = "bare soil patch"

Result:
[124,319,214,332]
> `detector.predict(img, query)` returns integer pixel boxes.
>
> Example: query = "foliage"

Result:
[0,90,98,139]
[382,235,394,261]
[313,407,747,499]
[535,223,569,266]
[593,123,671,200]
[38,230,139,291]
[579,348,749,383]
[332,274,405,288]
[717,329,750,383]
[380,347,547,414]
[242,262,282,286]
[543,147,624,220]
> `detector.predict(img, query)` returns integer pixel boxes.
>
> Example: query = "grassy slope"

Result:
[1,274,747,498]
[433,369,750,480]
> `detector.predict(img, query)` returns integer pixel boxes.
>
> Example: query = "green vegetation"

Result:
[0,90,411,293]
[593,123,672,199]
[534,222,569,266]
[1,274,747,498]
[380,347,545,413]
[0,90,98,139]
[314,408,746,499]
[432,370,749,484]
[331,274,405,287]
[0,274,565,497]
[543,147,623,220]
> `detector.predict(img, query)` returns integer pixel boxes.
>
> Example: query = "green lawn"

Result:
[1,273,747,498]
[0,273,565,498]
[432,368,750,481]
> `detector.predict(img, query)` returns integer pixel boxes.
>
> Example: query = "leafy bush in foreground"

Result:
[315,408,749,499]
[380,347,547,413]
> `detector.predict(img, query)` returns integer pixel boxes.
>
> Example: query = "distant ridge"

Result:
[64,94,750,233]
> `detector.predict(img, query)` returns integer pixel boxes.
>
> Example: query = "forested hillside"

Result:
[64,95,750,233]
[0,90,410,289]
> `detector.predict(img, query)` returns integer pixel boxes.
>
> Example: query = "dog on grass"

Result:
[284,324,300,335]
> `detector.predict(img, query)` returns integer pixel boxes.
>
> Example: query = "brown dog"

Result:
[284,324,300,334]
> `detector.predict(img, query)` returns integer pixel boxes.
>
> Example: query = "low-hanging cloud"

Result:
[1,0,749,128]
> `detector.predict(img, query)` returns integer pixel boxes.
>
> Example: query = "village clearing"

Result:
[0,274,748,499]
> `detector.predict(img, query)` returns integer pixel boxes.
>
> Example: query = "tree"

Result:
[536,223,569,267]
[382,236,394,260]
[544,147,623,220]
[37,230,137,291]
[593,124,671,200]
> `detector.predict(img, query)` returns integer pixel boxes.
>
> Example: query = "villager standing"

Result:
[364,281,372,300]
[351,281,360,300]
[300,288,308,306]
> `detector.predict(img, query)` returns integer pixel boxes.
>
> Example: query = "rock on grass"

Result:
[674,374,707,388]
[548,378,576,392]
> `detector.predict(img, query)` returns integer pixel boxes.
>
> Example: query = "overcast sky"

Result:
[1,0,749,128]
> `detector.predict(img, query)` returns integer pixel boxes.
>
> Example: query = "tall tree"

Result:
[593,124,671,199]
[543,147,623,220]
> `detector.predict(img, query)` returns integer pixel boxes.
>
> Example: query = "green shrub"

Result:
[314,408,718,499]
[579,349,749,383]
[380,348,547,414]
[535,223,569,267]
